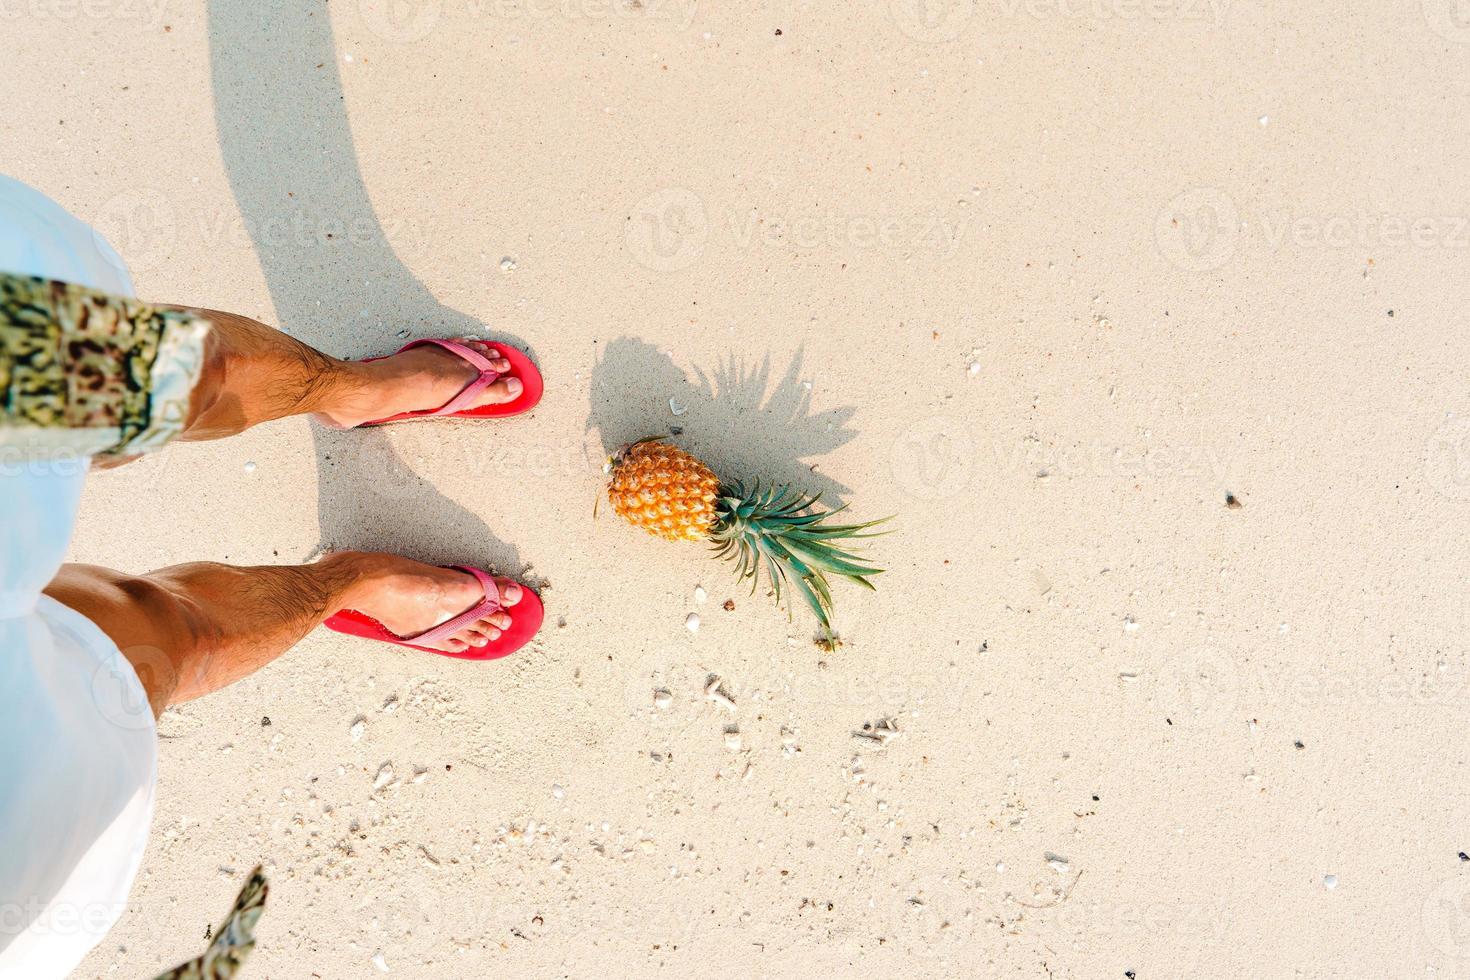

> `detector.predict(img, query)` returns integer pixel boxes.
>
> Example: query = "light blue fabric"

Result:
[0,172,134,295]
[0,174,157,978]
[0,171,134,617]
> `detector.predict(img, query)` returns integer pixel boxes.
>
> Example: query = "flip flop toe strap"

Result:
[401,338,502,417]
[405,566,503,645]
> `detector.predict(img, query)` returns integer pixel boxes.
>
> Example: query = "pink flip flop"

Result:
[357,338,544,426]
[322,565,543,661]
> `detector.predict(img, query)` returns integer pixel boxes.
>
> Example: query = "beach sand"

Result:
[5,0,1470,975]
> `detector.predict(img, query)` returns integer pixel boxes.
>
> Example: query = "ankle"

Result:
[315,551,381,613]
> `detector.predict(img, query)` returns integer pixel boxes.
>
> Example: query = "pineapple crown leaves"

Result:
[710,478,890,636]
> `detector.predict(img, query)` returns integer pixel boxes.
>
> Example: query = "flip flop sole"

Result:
[323,585,543,661]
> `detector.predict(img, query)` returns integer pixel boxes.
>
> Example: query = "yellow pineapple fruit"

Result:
[607,438,885,635]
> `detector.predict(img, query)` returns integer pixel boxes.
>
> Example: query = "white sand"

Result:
[5,0,1470,976]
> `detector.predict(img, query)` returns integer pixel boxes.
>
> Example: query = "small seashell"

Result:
[685,613,701,633]
[694,586,707,604]
[653,689,673,710]
[499,256,516,272]
[669,398,687,416]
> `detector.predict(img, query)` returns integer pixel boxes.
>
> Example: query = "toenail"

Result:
[505,378,523,396]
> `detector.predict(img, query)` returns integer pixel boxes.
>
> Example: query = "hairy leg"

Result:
[168,307,521,439]
[43,552,521,718]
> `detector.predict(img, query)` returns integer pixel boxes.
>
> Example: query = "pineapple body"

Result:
[607,440,720,542]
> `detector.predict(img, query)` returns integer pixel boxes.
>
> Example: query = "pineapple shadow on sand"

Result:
[587,338,858,507]
[207,0,527,576]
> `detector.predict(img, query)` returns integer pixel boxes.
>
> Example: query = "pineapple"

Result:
[606,439,885,635]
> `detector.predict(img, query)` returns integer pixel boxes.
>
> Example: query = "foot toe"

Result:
[478,612,512,632]
[456,339,508,368]
[480,377,522,404]
[495,578,523,606]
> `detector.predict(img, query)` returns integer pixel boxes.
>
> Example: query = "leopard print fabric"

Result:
[0,272,208,458]
[153,866,268,980]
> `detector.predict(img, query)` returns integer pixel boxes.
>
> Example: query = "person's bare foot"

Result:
[335,553,522,653]
[315,338,524,428]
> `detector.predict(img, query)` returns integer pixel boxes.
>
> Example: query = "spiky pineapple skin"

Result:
[608,441,721,542]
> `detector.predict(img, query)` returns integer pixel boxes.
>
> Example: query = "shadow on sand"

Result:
[207,0,524,572]
[588,338,858,505]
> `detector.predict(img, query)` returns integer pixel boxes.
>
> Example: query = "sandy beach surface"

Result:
[7,0,1470,976]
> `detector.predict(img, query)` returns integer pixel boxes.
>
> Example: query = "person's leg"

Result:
[171,306,524,439]
[43,552,522,718]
